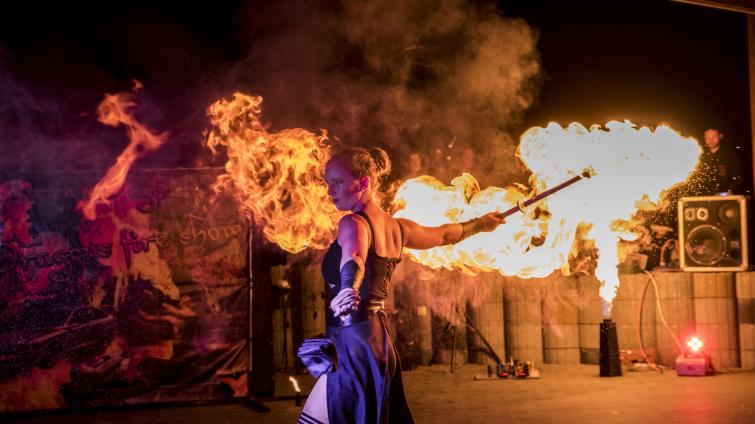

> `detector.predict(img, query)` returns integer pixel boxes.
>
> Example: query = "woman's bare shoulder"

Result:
[338,213,367,228]
[337,214,369,239]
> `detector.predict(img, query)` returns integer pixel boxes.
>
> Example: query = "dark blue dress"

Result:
[321,211,415,424]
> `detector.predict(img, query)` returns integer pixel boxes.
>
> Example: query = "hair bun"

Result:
[370,148,392,181]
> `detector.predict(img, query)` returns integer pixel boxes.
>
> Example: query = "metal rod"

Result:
[498,167,594,219]
[247,211,254,392]
[450,325,457,373]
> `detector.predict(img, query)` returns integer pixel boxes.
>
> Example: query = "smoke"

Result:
[0,62,160,173]
[226,0,543,331]
[234,0,542,187]
[0,6,228,174]
[1,0,541,184]
[1,0,544,325]
[0,63,66,170]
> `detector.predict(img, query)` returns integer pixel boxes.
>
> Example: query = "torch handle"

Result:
[497,172,589,219]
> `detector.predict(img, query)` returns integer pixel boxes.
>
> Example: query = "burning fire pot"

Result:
[599,319,622,377]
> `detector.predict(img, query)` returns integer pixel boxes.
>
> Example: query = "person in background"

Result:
[698,128,743,194]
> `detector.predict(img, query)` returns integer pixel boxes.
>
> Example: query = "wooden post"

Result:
[251,240,277,396]
[749,15,755,193]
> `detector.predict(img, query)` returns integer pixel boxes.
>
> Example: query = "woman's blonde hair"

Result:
[327,146,392,188]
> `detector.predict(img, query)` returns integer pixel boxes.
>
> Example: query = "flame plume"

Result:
[395,121,702,305]
[206,93,340,253]
[205,92,700,306]
[78,82,167,220]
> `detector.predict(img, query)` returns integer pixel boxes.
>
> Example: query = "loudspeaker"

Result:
[679,195,750,271]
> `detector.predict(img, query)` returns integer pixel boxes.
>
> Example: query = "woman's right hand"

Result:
[330,287,360,317]
[479,211,506,232]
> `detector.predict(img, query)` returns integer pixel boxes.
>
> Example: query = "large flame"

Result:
[206,93,341,253]
[204,93,701,306]
[78,82,167,220]
[394,121,702,305]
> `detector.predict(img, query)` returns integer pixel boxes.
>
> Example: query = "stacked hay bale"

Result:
[542,275,580,364]
[693,272,739,369]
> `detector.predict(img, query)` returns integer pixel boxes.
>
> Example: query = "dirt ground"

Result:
[5,364,755,424]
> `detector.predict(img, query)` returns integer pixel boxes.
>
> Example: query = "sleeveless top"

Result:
[321,211,404,308]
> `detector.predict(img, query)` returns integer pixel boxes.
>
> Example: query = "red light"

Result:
[687,336,703,353]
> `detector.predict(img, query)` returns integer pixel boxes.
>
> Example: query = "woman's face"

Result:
[325,160,367,211]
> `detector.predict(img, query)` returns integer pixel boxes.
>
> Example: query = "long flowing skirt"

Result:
[327,312,414,424]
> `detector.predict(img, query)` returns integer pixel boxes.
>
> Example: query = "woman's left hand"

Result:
[330,287,360,317]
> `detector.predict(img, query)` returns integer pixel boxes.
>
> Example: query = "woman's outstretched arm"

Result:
[397,212,505,250]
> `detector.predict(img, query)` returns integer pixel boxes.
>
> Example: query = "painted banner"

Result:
[0,169,249,412]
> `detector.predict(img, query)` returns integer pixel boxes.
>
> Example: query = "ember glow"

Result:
[78,82,167,220]
[206,93,341,253]
[395,121,702,307]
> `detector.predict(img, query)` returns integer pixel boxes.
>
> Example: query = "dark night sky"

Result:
[508,0,752,192]
[507,1,751,147]
[0,0,751,188]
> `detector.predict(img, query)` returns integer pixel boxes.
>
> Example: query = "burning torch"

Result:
[496,167,595,219]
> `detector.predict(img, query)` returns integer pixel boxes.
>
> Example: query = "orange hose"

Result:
[637,274,663,373]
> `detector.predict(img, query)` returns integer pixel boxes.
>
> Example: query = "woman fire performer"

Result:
[299,147,505,424]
